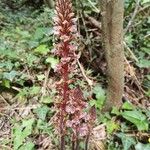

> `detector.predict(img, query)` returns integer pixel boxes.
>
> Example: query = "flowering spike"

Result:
[53,0,94,149]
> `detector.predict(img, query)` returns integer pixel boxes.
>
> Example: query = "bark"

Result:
[100,0,124,110]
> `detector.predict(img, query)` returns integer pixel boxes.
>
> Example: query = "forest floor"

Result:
[0,1,150,150]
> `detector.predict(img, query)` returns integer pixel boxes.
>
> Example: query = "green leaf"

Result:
[135,143,150,150]
[21,119,35,141]
[89,99,96,107]
[141,0,150,5]
[121,110,149,131]
[13,119,34,150]
[93,85,106,109]
[34,105,49,120]
[33,27,52,41]
[106,120,120,134]
[117,133,136,150]
[41,96,53,104]
[13,125,24,150]
[122,101,135,110]
[26,53,38,67]
[30,86,41,95]
[34,44,49,55]
[3,70,19,82]
[141,47,150,54]
[36,119,53,135]
[137,59,150,68]
[0,61,14,70]
[125,34,134,47]
[111,107,120,115]
[37,74,45,81]
[45,57,59,69]
[2,79,10,88]
[19,142,34,150]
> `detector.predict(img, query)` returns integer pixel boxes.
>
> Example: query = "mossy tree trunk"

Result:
[101,0,124,110]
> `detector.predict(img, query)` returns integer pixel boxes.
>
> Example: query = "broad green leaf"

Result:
[19,142,34,150]
[26,53,38,67]
[92,85,106,109]
[137,59,150,68]
[0,61,14,70]
[13,119,34,150]
[21,119,35,138]
[34,105,49,120]
[34,44,49,55]
[122,101,135,110]
[45,57,59,69]
[121,110,149,131]
[30,86,41,95]
[33,27,52,41]
[135,143,150,150]
[13,125,24,150]
[3,70,19,81]
[117,133,136,150]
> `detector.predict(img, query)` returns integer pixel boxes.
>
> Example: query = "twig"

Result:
[0,95,10,106]
[144,33,150,39]
[124,0,140,34]
[123,41,138,62]
[41,67,51,97]
[0,95,20,117]
[138,5,150,14]
[84,14,101,30]
[126,132,150,137]
[124,57,145,93]
[77,59,93,88]
[0,104,40,111]
[0,145,12,150]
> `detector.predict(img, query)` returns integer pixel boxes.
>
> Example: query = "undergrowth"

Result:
[0,0,150,150]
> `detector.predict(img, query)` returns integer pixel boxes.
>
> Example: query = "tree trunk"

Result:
[100,0,124,111]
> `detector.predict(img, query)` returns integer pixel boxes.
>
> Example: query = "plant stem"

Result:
[85,134,90,150]
[75,137,80,150]
[60,135,65,150]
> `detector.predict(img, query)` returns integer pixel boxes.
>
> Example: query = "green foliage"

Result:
[0,0,149,149]
[106,120,120,134]
[17,86,41,101]
[34,44,49,55]
[121,110,149,131]
[36,119,53,135]
[0,6,54,90]
[34,105,49,120]
[90,84,106,109]
[45,56,59,69]
[12,119,35,150]
[116,133,136,150]
[135,143,150,150]
[122,101,135,110]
